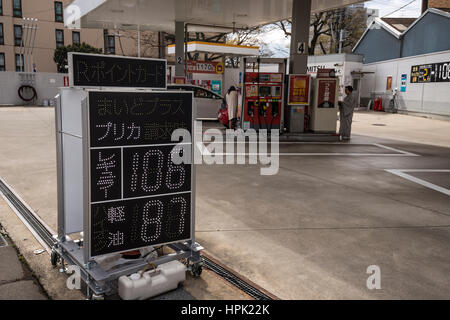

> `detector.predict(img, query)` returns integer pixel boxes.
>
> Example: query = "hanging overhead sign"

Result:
[411,62,450,83]
[86,90,193,257]
[187,61,224,74]
[68,53,167,88]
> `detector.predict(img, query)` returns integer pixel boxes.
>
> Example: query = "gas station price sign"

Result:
[87,91,193,257]
[411,62,450,83]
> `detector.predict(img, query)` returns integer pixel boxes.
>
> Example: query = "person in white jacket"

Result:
[225,86,238,129]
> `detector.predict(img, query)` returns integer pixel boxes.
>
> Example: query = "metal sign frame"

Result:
[68,52,168,90]
[54,53,203,298]
[54,88,202,297]
[82,89,196,262]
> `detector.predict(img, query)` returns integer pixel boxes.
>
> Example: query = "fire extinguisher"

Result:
[374,98,383,111]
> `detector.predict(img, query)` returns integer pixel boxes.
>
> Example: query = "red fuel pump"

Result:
[242,72,284,131]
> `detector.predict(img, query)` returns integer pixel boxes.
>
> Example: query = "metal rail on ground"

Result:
[0,177,278,300]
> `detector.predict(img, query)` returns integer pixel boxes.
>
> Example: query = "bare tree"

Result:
[273,12,334,55]
[337,7,367,52]
[225,25,281,68]
[272,7,367,55]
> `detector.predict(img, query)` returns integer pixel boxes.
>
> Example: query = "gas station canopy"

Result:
[168,42,260,56]
[66,0,366,32]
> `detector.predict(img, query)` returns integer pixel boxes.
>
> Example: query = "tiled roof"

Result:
[380,18,417,32]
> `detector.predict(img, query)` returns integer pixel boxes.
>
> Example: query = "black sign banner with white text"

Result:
[411,61,450,83]
[70,53,166,88]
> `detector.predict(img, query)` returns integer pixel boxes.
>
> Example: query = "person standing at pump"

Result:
[339,86,357,140]
[226,86,238,129]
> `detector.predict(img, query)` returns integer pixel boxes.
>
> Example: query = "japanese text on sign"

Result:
[87,91,193,257]
[70,53,166,88]
[89,91,192,147]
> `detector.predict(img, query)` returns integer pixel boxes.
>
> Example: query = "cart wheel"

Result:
[51,251,59,267]
[191,264,203,278]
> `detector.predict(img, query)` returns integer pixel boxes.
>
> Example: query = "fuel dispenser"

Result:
[285,69,339,134]
[241,58,287,131]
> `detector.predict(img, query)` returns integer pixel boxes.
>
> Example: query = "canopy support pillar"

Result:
[175,21,185,77]
[289,0,312,74]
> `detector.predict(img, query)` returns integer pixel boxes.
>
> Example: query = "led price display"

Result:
[122,145,191,199]
[434,62,450,82]
[70,53,166,88]
[91,193,191,257]
[411,62,450,83]
[89,91,192,147]
[88,91,193,257]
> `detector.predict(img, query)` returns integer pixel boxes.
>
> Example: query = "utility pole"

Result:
[158,31,166,59]
[338,29,344,54]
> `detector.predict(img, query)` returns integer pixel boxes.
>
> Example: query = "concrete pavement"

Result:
[0,228,48,300]
[351,111,450,148]
[0,107,449,299]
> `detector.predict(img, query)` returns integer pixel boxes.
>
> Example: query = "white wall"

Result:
[0,72,65,106]
[360,50,450,116]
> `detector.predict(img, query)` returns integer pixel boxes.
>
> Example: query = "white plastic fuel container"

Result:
[118,260,186,300]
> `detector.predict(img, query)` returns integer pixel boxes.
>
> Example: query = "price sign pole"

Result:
[53,53,203,298]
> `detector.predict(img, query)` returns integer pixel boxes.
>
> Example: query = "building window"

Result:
[13,0,22,17]
[107,35,115,54]
[72,31,80,45]
[56,29,64,48]
[15,54,24,72]
[0,23,3,45]
[0,53,5,71]
[14,25,22,46]
[54,1,63,22]
[0,0,3,15]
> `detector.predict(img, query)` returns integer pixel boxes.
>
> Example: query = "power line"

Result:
[382,0,418,17]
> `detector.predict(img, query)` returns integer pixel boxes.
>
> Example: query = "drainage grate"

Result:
[0,233,7,247]
[372,123,387,126]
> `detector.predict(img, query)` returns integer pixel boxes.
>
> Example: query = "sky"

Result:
[365,0,422,17]
[262,0,423,57]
